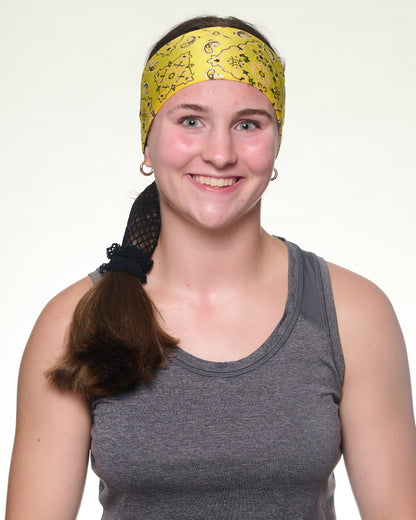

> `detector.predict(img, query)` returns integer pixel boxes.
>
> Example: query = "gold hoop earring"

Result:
[270,167,278,181]
[140,161,154,176]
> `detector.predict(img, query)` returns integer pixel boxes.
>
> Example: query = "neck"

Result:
[149,208,272,300]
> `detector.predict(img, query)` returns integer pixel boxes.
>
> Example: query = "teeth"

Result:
[192,175,238,187]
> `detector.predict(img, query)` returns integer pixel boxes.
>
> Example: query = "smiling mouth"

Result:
[191,175,239,188]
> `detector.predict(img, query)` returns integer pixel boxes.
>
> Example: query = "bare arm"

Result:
[6,277,94,520]
[330,263,416,519]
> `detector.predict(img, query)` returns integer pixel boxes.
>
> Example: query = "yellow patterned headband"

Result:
[139,26,285,152]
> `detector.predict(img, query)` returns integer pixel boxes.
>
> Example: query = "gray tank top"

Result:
[89,240,344,519]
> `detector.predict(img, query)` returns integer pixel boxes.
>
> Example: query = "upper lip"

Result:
[189,174,241,179]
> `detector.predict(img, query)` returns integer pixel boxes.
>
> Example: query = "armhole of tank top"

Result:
[316,257,345,387]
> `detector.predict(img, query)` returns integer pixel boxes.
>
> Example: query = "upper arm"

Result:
[329,263,416,519]
[6,277,94,520]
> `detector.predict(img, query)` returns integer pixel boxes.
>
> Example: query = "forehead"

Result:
[158,79,276,115]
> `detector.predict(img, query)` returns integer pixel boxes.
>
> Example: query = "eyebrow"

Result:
[234,108,273,121]
[167,103,209,114]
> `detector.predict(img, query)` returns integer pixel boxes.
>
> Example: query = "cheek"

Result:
[148,128,198,168]
[169,132,200,155]
[239,134,277,173]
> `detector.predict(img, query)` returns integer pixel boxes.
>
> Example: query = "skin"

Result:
[6,278,93,519]
[6,79,416,519]
[144,80,279,234]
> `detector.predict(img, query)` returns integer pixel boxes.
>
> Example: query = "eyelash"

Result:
[180,117,202,128]
[237,120,260,131]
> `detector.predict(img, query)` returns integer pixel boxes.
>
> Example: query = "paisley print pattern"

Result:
[139,27,285,150]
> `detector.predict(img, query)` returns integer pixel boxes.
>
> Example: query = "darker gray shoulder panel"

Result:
[300,250,326,328]
[88,268,103,285]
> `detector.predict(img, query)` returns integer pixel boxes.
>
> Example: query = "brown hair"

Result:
[46,15,279,397]
[146,16,281,64]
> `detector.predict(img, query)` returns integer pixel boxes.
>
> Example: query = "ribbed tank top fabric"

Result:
[88,240,344,520]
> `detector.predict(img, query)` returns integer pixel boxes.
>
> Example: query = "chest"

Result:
[149,276,288,362]
[90,319,342,515]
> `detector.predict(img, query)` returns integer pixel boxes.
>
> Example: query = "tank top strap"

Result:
[299,247,327,327]
[287,241,345,385]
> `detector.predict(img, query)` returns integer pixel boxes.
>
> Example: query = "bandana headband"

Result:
[139,26,285,152]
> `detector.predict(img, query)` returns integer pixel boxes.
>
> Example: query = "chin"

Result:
[189,208,259,233]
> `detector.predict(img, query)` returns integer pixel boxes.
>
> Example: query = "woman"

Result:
[6,15,416,519]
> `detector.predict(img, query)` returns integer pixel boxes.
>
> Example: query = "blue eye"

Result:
[237,120,257,131]
[182,117,201,128]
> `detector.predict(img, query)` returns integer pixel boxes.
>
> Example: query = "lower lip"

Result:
[187,175,242,193]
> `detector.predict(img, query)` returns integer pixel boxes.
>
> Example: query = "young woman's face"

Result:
[144,80,279,231]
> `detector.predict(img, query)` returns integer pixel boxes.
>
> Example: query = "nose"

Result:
[200,125,237,169]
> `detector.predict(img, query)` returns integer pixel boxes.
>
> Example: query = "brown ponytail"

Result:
[46,270,177,397]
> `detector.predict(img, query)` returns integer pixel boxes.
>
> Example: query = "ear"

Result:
[275,134,282,157]
[144,145,152,167]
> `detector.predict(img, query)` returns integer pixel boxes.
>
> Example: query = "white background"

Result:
[1,0,415,518]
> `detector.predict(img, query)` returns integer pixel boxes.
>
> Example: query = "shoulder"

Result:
[326,262,404,361]
[16,275,95,430]
[21,276,94,374]
[327,262,397,328]
[42,276,94,318]
[326,261,406,383]
[326,261,413,441]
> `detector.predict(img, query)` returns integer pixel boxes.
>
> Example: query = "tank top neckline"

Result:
[171,239,302,377]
